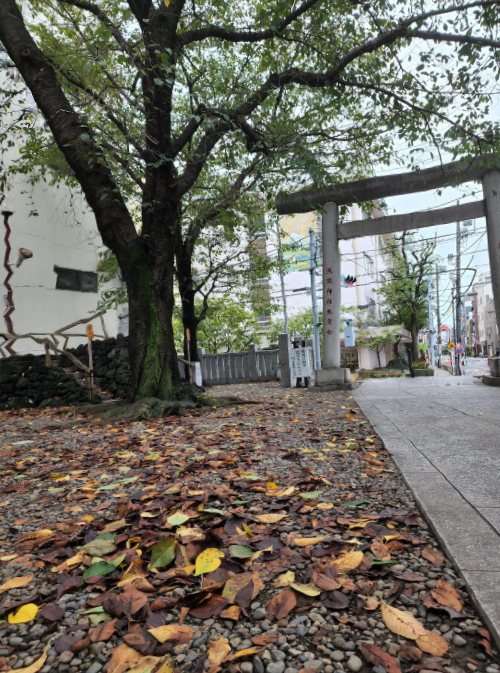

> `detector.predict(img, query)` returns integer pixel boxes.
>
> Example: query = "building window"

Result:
[364,253,374,276]
[55,267,97,292]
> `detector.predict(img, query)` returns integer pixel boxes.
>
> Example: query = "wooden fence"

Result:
[198,345,280,386]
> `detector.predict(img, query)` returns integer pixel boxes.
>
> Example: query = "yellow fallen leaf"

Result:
[220,605,241,621]
[148,625,194,643]
[381,601,426,639]
[416,629,449,656]
[364,596,379,611]
[117,558,147,587]
[294,536,326,547]
[8,603,38,624]
[274,571,295,587]
[328,550,364,573]
[233,648,261,659]
[140,512,158,518]
[0,554,18,562]
[0,574,33,594]
[316,502,333,510]
[254,514,287,524]
[19,529,53,541]
[266,482,279,489]
[208,636,231,666]
[290,582,321,596]
[194,548,224,576]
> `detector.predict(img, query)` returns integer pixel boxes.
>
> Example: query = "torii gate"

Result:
[276,155,500,389]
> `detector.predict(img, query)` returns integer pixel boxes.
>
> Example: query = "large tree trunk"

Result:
[176,244,200,362]
[121,236,182,401]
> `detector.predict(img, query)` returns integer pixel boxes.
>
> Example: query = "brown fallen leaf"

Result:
[361,643,402,673]
[266,587,297,621]
[107,644,143,673]
[398,645,422,662]
[251,634,279,647]
[416,630,449,656]
[328,550,363,573]
[0,574,34,594]
[5,641,51,673]
[430,579,462,612]
[421,547,445,567]
[294,536,326,547]
[381,601,426,640]
[89,619,118,643]
[370,542,390,559]
[253,514,287,524]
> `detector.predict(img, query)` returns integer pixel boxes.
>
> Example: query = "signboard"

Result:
[448,342,455,350]
[344,324,356,348]
[289,347,312,379]
[440,325,448,332]
[86,324,94,340]
[455,342,462,355]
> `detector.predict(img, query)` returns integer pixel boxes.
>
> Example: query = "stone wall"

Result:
[64,335,131,399]
[0,355,92,410]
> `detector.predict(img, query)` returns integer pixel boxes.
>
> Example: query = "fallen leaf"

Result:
[148,625,194,644]
[430,579,462,612]
[8,603,38,624]
[329,550,364,573]
[364,596,379,611]
[290,583,321,596]
[274,571,295,587]
[220,605,241,621]
[416,630,449,656]
[167,512,189,526]
[370,541,390,559]
[254,514,287,524]
[208,636,231,666]
[108,644,143,673]
[251,634,279,646]
[266,587,297,621]
[294,536,326,547]
[39,605,65,621]
[149,539,176,570]
[421,547,445,567]
[0,574,34,594]
[81,539,117,556]
[194,548,224,576]
[361,643,402,673]
[381,602,426,640]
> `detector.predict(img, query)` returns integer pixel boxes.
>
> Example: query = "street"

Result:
[461,355,491,377]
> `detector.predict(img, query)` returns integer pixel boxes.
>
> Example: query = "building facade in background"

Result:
[1,40,118,355]
[470,274,499,356]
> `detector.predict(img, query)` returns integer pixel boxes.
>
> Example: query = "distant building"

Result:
[471,274,498,356]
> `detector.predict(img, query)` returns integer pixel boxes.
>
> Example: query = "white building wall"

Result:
[1,175,118,354]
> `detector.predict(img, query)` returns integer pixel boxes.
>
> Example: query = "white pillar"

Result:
[482,171,500,349]
[322,202,341,368]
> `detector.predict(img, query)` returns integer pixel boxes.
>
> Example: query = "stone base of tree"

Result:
[482,374,500,387]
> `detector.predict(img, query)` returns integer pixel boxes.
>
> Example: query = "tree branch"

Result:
[178,0,323,47]
[411,30,500,49]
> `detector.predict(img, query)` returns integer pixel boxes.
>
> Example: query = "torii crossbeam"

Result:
[276,154,500,389]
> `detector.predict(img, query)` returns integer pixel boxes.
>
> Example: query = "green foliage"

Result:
[376,233,435,358]
[357,326,403,368]
[96,250,127,310]
[174,296,262,354]
[267,307,323,348]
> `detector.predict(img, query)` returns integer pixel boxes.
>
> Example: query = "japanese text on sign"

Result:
[289,347,312,378]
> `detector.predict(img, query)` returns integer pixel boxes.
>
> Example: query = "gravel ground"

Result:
[0,382,497,673]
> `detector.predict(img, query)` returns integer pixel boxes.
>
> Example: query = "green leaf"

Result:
[149,538,176,569]
[342,499,370,508]
[228,545,253,558]
[111,554,126,567]
[81,539,117,556]
[232,500,249,505]
[300,490,323,499]
[95,532,116,541]
[167,512,189,526]
[204,508,226,515]
[48,487,66,494]
[82,561,116,580]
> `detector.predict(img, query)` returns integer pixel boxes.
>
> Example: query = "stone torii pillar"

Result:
[482,171,500,348]
[315,202,354,389]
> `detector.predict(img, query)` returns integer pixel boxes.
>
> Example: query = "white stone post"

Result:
[315,202,353,389]
[482,171,500,351]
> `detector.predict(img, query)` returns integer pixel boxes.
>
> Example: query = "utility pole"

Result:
[435,264,441,367]
[456,220,461,347]
[309,227,321,370]
[275,217,289,334]
[427,275,436,366]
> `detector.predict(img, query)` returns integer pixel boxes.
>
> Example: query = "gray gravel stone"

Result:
[346,656,363,673]
[330,652,345,663]
[267,663,286,673]
[87,664,103,673]
[253,609,267,620]
[253,656,265,673]
[452,635,467,647]
[241,663,253,673]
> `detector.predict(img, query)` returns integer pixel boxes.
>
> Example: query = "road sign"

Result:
[86,324,94,340]
[448,342,455,350]
[440,325,448,332]
[456,342,462,354]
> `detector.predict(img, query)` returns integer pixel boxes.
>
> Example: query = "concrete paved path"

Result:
[353,376,500,646]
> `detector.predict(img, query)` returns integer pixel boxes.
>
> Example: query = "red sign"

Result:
[440,325,448,332]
